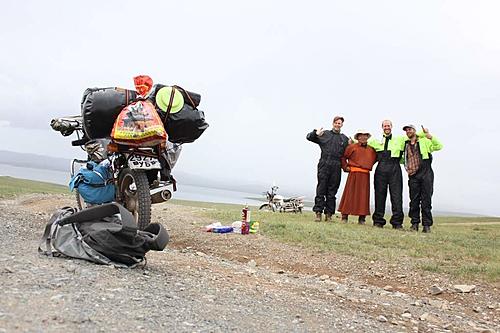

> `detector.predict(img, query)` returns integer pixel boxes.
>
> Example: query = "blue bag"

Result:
[69,161,115,204]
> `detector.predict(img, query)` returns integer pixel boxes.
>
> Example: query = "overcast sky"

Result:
[0,0,498,216]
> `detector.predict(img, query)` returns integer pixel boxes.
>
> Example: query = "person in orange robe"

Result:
[338,130,377,224]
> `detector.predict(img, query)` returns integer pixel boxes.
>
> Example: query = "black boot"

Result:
[410,223,419,232]
[422,225,431,233]
[314,212,322,222]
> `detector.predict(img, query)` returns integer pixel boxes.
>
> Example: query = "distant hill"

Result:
[0,150,69,172]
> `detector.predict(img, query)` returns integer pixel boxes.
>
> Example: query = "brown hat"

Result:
[333,116,344,123]
[402,124,416,131]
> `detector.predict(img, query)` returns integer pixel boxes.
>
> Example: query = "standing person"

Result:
[338,130,377,224]
[402,125,443,233]
[368,120,405,229]
[307,116,349,222]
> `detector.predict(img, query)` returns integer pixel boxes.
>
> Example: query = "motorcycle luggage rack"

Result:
[108,143,159,158]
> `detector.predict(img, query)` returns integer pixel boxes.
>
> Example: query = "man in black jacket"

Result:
[307,116,350,222]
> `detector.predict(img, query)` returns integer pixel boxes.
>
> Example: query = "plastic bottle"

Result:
[241,206,250,234]
[232,221,242,233]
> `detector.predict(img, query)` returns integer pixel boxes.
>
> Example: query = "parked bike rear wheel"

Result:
[118,168,151,230]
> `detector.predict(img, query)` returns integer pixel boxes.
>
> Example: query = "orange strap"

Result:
[349,166,370,173]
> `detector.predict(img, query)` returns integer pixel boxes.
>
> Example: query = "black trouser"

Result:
[372,161,404,226]
[313,160,342,214]
[408,162,434,226]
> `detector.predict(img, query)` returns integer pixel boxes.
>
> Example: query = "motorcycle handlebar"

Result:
[71,138,89,146]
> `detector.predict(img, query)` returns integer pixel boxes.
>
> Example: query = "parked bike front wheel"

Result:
[259,203,276,212]
[118,168,151,230]
[75,189,84,211]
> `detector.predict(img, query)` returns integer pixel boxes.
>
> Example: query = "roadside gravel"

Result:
[0,194,498,332]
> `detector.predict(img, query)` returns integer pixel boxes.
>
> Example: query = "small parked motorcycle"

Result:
[259,186,304,213]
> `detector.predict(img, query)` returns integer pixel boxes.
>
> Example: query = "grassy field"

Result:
[1,177,498,282]
[0,176,69,198]
[197,203,499,282]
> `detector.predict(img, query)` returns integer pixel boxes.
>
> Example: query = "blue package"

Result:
[212,226,234,233]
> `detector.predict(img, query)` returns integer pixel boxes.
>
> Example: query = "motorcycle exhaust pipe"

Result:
[150,187,172,204]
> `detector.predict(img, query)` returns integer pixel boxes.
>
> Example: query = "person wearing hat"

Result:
[402,124,443,233]
[338,130,377,224]
[367,120,406,229]
[307,116,350,222]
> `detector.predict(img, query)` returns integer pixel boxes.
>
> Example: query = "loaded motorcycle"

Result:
[259,185,304,213]
[51,79,208,230]
[51,114,179,230]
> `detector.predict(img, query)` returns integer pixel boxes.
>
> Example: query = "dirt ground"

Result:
[0,194,498,332]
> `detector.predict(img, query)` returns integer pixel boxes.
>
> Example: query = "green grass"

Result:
[1,176,498,282]
[0,176,69,198]
[203,207,500,282]
[169,199,259,211]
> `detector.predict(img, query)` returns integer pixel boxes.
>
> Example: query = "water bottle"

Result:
[241,206,250,234]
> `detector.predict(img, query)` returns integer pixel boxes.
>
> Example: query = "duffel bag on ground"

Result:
[38,203,169,267]
[81,87,137,139]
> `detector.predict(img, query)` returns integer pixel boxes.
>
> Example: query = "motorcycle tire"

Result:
[259,204,275,212]
[118,168,151,230]
[75,189,84,211]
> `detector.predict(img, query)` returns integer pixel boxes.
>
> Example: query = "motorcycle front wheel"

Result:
[259,203,276,212]
[118,168,151,230]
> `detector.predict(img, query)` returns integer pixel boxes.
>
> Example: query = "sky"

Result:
[0,0,499,216]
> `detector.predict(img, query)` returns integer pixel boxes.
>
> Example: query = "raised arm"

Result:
[306,128,323,144]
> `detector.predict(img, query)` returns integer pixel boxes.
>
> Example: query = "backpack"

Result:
[38,203,169,268]
[69,161,115,204]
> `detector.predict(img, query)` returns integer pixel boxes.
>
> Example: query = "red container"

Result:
[241,206,250,234]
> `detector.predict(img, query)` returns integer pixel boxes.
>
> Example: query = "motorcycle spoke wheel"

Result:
[259,204,274,212]
[75,189,84,211]
[119,168,151,230]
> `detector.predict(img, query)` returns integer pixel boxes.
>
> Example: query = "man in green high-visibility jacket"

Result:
[368,120,405,229]
[402,124,443,233]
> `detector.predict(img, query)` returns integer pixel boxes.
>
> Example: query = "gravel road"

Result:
[0,194,498,332]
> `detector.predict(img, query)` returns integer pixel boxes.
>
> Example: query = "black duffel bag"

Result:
[162,104,209,144]
[148,83,201,109]
[39,203,169,267]
[81,87,137,139]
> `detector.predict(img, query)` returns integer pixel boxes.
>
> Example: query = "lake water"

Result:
[0,163,266,206]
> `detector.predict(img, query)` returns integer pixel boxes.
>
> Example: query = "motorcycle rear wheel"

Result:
[118,168,151,230]
[75,189,84,211]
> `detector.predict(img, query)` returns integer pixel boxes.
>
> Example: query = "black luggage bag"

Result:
[81,87,137,139]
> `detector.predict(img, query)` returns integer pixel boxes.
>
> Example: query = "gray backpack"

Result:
[38,203,169,268]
